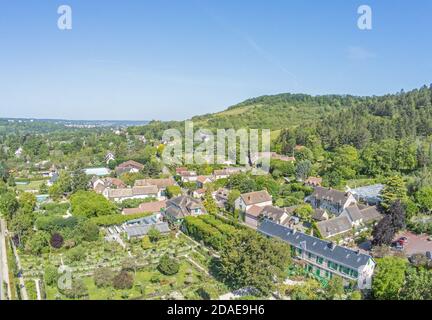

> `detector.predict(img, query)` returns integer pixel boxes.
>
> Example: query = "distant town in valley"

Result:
[1,86,432,301]
[1,118,149,129]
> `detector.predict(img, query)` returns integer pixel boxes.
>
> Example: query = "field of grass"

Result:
[16,179,46,191]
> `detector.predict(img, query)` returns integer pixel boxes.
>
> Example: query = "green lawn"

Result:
[16,179,47,191]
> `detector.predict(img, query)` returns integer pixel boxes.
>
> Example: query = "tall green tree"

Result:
[295,160,312,181]
[372,256,407,300]
[70,191,117,218]
[0,161,9,182]
[217,231,290,296]
[399,267,432,300]
[0,191,19,219]
[381,176,407,211]
[415,186,432,213]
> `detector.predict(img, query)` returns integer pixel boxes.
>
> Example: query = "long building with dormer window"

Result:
[258,219,375,289]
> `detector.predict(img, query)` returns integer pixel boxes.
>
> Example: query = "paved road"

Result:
[10,240,28,300]
[0,219,12,300]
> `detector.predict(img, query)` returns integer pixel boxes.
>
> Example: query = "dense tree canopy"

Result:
[217,231,290,296]
[372,256,407,300]
[70,191,117,218]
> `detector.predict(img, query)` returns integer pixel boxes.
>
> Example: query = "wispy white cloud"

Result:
[347,46,376,60]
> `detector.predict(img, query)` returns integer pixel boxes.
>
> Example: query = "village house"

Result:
[47,172,59,187]
[213,167,245,180]
[134,177,176,198]
[305,177,323,187]
[192,188,206,199]
[235,190,273,228]
[104,152,116,164]
[196,175,213,188]
[213,188,230,208]
[122,200,167,215]
[259,206,289,225]
[164,195,206,225]
[213,169,231,180]
[316,204,383,239]
[312,208,329,222]
[175,167,188,174]
[92,177,126,193]
[115,160,144,176]
[103,185,159,202]
[179,170,198,183]
[307,186,357,215]
[316,216,353,239]
[258,220,375,289]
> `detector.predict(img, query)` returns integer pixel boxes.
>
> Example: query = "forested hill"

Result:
[129,85,432,144]
[317,85,432,149]
[190,93,353,130]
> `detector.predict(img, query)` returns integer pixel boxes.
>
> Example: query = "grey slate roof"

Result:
[165,195,206,219]
[260,206,286,221]
[311,186,350,205]
[125,222,170,238]
[312,208,327,221]
[49,172,59,184]
[316,216,353,238]
[360,206,383,224]
[258,219,373,270]
[345,205,363,222]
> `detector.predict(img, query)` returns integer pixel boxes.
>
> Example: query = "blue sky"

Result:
[0,0,431,121]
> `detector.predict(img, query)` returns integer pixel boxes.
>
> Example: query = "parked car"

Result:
[398,237,408,245]
[392,242,404,251]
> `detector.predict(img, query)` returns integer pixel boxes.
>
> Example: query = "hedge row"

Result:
[90,212,153,226]
[407,221,432,236]
[199,215,237,236]
[183,216,225,250]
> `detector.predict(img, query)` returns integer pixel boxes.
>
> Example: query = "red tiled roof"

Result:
[117,160,144,170]
[122,200,167,215]
[246,205,264,217]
